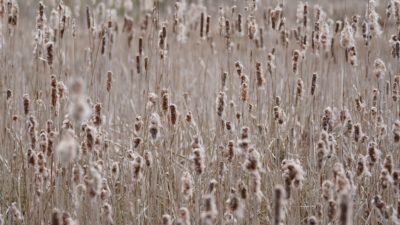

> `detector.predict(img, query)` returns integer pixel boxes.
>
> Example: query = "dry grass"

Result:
[0,0,399,224]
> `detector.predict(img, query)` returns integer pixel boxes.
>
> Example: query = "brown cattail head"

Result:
[46,42,54,67]
[373,58,386,79]
[169,104,177,125]
[161,89,169,112]
[106,71,113,93]
[339,192,352,225]
[273,185,286,225]
[23,94,30,115]
[311,72,317,96]
[216,91,225,117]
[255,62,264,87]
[162,214,172,225]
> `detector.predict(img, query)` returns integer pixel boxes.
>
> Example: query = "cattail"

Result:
[393,170,400,192]
[206,15,211,37]
[321,107,333,132]
[39,130,47,154]
[181,171,194,200]
[144,151,152,167]
[372,195,390,220]
[46,42,54,67]
[394,76,400,101]
[384,154,393,174]
[216,91,225,117]
[225,140,234,162]
[162,214,172,225]
[311,73,317,96]
[7,1,18,27]
[292,50,300,71]
[149,113,161,140]
[23,94,30,115]
[56,131,79,165]
[235,61,243,76]
[339,192,352,225]
[6,202,23,223]
[240,80,248,102]
[243,147,261,174]
[255,62,264,87]
[373,58,386,79]
[328,200,337,223]
[380,168,393,189]
[237,127,250,154]
[132,155,144,181]
[201,194,218,225]
[6,89,12,102]
[368,141,381,166]
[192,145,205,175]
[27,148,37,166]
[136,54,141,74]
[322,180,334,201]
[353,123,361,142]
[28,115,37,149]
[200,12,204,38]
[93,103,102,127]
[281,159,306,198]
[111,162,119,181]
[177,207,191,225]
[86,6,91,29]
[393,120,400,143]
[101,203,114,225]
[296,2,308,28]
[273,185,286,225]
[356,154,371,177]
[169,104,177,125]
[308,216,317,225]
[270,5,282,30]
[316,140,327,170]
[161,89,169,112]
[295,78,303,104]
[267,51,276,75]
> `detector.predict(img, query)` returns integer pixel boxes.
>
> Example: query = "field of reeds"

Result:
[1,0,400,224]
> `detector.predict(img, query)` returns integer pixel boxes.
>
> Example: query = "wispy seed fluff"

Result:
[84,166,102,199]
[226,187,244,219]
[181,171,194,200]
[356,154,371,177]
[380,167,393,189]
[191,142,205,175]
[56,130,79,165]
[6,202,23,223]
[162,214,173,225]
[281,159,306,198]
[132,154,144,181]
[367,141,381,166]
[296,1,308,29]
[373,58,386,79]
[149,113,161,141]
[321,180,334,201]
[176,207,191,225]
[201,194,218,225]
